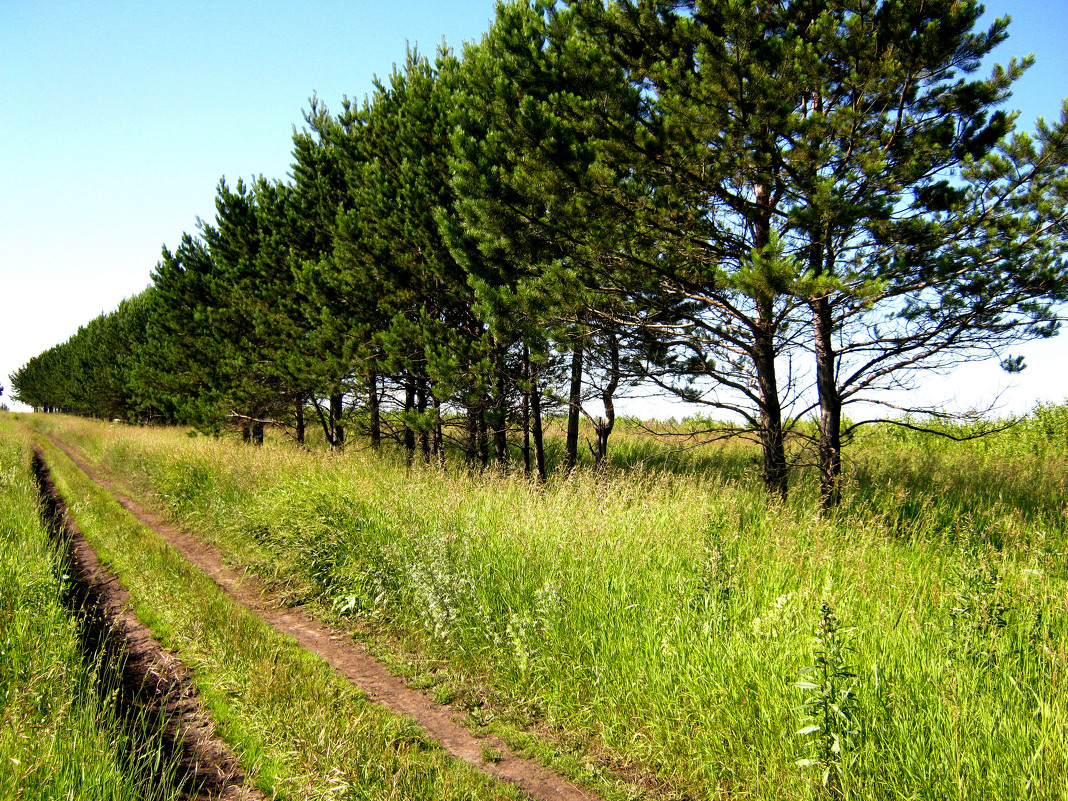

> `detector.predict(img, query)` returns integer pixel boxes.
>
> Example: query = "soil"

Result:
[32,447,264,801]
[41,438,606,801]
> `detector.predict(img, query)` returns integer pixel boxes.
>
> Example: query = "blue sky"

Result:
[2,0,1066,417]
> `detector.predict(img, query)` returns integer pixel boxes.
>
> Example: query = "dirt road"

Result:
[41,438,605,801]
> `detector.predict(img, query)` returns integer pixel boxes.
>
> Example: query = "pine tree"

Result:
[344,48,505,466]
[290,98,367,448]
[449,0,660,470]
[772,2,1068,506]
[556,0,1067,502]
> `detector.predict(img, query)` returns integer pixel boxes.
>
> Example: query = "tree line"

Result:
[12,0,1068,506]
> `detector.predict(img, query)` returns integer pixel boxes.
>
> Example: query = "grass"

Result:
[16,419,524,801]
[0,416,183,800]
[21,410,1068,800]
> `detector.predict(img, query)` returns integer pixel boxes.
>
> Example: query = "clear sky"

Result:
[2,0,1066,418]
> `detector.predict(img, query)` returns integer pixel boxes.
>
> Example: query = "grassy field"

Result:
[19,409,1068,800]
[14,420,526,801]
[0,417,185,800]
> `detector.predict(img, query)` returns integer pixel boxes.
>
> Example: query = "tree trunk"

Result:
[530,364,547,482]
[368,372,381,450]
[403,375,417,463]
[564,316,585,472]
[751,183,788,499]
[810,254,843,511]
[492,369,509,466]
[521,346,531,476]
[252,421,265,446]
[593,332,620,467]
[431,392,445,467]
[465,406,479,467]
[477,406,489,467]
[417,377,430,462]
[805,184,841,509]
[330,392,345,449]
[312,396,332,445]
[753,300,788,500]
[295,397,305,445]
[813,296,842,509]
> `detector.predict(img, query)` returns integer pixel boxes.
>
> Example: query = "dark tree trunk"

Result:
[368,372,381,450]
[252,421,265,446]
[808,208,843,510]
[813,295,842,509]
[417,377,430,462]
[312,397,332,445]
[592,332,620,466]
[521,347,531,476]
[330,392,345,449]
[751,183,788,499]
[403,375,417,463]
[806,197,842,509]
[431,392,445,467]
[295,397,305,445]
[465,406,479,467]
[564,318,585,472]
[477,407,490,468]
[753,299,788,499]
[492,369,509,466]
[530,366,547,482]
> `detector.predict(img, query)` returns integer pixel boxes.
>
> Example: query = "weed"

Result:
[691,523,738,635]
[407,674,439,691]
[795,602,860,797]
[433,683,459,705]
[947,547,1012,667]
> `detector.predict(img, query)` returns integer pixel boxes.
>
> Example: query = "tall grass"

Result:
[28,412,1068,800]
[24,423,526,801]
[0,417,182,800]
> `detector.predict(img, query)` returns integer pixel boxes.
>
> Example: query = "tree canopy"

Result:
[12,0,1068,502]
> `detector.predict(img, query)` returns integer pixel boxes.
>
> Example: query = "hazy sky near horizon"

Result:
[2,0,1066,418]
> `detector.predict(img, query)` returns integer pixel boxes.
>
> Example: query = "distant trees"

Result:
[11,0,1068,503]
[11,292,154,420]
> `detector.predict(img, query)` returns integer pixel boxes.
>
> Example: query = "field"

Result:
[10,409,1068,800]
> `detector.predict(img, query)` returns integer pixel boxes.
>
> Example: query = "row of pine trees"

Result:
[13,0,1068,505]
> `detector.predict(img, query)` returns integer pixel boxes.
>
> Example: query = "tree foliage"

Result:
[11,0,1067,500]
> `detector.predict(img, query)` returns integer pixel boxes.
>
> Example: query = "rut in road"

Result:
[33,446,264,801]
[45,438,606,801]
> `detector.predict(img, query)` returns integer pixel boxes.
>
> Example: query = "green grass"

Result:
[24,411,1068,800]
[20,421,525,801]
[0,416,183,800]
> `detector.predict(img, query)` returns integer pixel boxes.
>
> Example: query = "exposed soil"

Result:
[32,447,264,801]
[42,438,606,801]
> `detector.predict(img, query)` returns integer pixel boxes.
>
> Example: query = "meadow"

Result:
[19,408,1068,800]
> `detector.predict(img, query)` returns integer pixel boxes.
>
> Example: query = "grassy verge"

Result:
[26,413,1068,800]
[19,420,524,801]
[0,416,183,800]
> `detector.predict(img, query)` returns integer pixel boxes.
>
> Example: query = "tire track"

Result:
[44,437,604,801]
[33,446,263,801]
